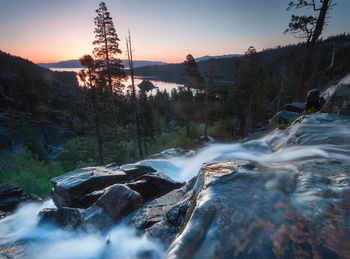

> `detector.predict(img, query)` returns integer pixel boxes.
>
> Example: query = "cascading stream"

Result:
[1,113,350,258]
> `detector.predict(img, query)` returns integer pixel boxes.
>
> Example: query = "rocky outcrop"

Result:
[42,164,183,233]
[0,112,75,160]
[50,165,158,208]
[165,158,350,258]
[0,183,41,214]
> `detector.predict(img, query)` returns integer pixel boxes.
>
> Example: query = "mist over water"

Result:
[0,200,164,259]
[1,116,350,258]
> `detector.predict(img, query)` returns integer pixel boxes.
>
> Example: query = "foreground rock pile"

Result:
[39,164,183,231]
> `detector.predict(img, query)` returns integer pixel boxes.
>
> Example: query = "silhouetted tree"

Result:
[203,61,220,139]
[285,0,335,100]
[93,1,126,92]
[183,54,202,138]
[79,55,104,165]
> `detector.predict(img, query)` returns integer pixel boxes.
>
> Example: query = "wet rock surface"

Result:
[38,207,83,230]
[270,110,299,125]
[50,165,157,208]
[286,102,305,113]
[148,148,195,159]
[166,159,350,259]
[41,164,182,233]
[267,113,350,149]
[0,183,41,213]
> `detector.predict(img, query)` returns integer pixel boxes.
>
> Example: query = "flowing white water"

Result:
[137,142,350,182]
[1,115,350,258]
[0,200,164,259]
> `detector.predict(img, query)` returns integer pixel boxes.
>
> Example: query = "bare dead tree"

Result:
[126,30,143,159]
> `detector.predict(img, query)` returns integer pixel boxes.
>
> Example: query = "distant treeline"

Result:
[133,33,350,88]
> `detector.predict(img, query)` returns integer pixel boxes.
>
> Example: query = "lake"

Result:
[50,67,184,93]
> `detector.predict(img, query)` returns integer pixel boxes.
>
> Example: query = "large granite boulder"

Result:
[81,184,143,232]
[50,165,155,208]
[165,159,350,258]
[0,183,41,213]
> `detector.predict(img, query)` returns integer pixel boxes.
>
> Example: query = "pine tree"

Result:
[183,54,202,138]
[78,55,104,165]
[93,1,126,92]
[285,0,335,100]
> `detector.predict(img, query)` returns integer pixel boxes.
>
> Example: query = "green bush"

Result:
[0,147,64,197]
[207,119,231,140]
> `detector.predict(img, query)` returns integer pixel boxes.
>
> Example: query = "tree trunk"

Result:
[126,32,143,159]
[244,96,254,137]
[295,0,330,100]
[102,16,112,91]
[88,69,104,165]
[91,90,104,165]
[204,78,212,139]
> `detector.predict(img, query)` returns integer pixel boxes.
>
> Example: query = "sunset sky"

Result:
[0,0,349,63]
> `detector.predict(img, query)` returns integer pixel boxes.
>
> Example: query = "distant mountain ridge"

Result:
[195,54,242,62]
[37,60,168,69]
[37,54,242,69]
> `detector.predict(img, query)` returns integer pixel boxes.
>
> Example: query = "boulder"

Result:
[50,165,155,208]
[127,172,183,202]
[0,183,41,212]
[129,177,196,246]
[94,184,143,222]
[38,207,82,230]
[80,205,114,232]
[285,102,305,113]
[81,184,143,231]
[165,159,350,258]
[305,88,321,111]
[129,188,187,232]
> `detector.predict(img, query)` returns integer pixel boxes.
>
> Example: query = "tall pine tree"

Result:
[93,1,126,92]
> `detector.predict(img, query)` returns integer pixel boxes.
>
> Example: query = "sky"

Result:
[0,0,349,63]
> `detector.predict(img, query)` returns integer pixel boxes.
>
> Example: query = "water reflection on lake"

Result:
[50,67,184,94]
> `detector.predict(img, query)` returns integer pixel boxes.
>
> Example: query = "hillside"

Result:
[0,50,79,159]
[133,34,350,88]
